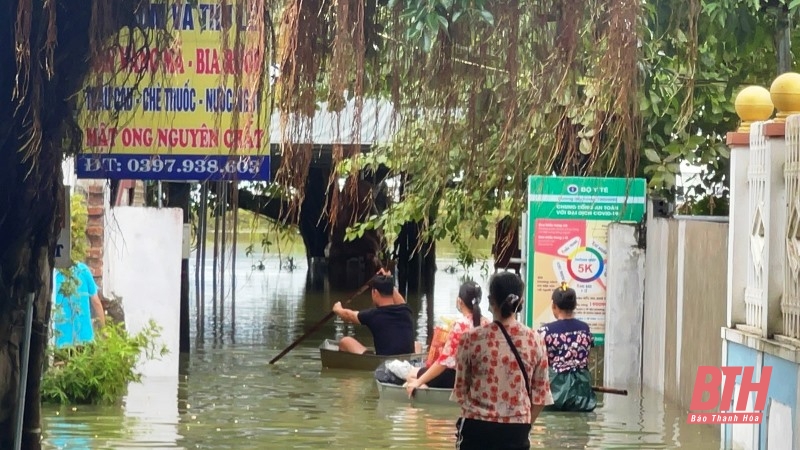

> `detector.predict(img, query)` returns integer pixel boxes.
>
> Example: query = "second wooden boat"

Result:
[375,380,456,406]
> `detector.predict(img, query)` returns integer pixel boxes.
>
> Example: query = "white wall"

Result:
[105,206,182,377]
[766,399,793,450]
[605,223,645,392]
[62,156,77,187]
[642,217,669,392]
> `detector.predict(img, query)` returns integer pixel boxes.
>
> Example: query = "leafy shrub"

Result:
[677,194,729,216]
[56,193,90,298]
[69,193,89,263]
[42,320,167,405]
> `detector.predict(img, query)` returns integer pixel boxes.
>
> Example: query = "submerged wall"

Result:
[604,223,645,391]
[721,340,799,449]
[105,206,183,377]
[640,217,728,409]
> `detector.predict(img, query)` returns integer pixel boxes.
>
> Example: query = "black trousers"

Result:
[418,366,456,388]
[455,417,531,450]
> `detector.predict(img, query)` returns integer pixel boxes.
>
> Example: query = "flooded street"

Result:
[41,252,720,449]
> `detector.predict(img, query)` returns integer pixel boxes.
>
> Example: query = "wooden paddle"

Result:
[407,385,628,399]
[592,386,628,395]
[268,270,382,365]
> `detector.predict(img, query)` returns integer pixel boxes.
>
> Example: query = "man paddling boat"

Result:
[332,271,417,356]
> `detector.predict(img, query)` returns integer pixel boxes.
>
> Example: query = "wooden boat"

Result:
[319,339,426,371]
[375,380,456,406]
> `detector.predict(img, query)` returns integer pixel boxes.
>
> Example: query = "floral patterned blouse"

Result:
[452,321,554,424]
[436,315,490,369]
[538,318,594,373]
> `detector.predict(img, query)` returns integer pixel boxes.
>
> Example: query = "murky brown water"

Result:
[41,253,719,449]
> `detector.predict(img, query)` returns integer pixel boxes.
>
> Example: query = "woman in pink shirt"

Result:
[452,272,553,449]
[405,281,490,394]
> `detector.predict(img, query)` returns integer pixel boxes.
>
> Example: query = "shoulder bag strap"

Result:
[494,321,531,396]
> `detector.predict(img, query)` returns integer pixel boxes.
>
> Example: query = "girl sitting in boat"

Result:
[404,281,489,395]
[538,282,597,412]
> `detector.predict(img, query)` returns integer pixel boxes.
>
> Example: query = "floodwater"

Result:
[40,252,720,449]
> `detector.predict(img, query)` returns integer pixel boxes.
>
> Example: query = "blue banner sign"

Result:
[76,154,270,181]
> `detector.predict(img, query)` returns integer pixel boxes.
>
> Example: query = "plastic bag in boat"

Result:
[385,359,418,379]
[374,360,405,385]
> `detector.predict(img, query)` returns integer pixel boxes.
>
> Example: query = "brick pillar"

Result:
[133,180,146,206]
[86,184,105,291]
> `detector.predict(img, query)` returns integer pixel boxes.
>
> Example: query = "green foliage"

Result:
[335,152,391,178]
[312,0,641,266]
[57,193,91,298]
[41,320,167,405]
[209,0,800,269]
[55,265,80,300]
[678,195,730,216]
[392,0,495,52]
[639,0,800,208]
[369,0,800,260]
[69,193,89,263]
[243,220,299,257]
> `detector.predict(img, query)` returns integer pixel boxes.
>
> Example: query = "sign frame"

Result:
[524,175,647,345]
[75,1,272,182]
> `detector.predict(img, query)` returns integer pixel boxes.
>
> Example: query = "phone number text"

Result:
[76,155,271,181]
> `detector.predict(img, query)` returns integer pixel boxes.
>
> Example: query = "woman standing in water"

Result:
[405,281,489,395]
[538,282,597,412]
[452,272,553,450]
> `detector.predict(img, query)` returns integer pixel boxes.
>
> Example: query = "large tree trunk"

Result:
[0,133,62,450]
[0,1,133,447]
[0,0,64,439]
[327,176,387,290]
[299,167,331,263]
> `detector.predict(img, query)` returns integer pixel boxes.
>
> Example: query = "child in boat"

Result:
[537,282,597,412]
[404,281,489,395]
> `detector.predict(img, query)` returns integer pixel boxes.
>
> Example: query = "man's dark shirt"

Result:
[357,304,415,355]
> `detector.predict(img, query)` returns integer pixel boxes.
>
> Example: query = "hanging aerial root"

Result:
[597,0,642,176]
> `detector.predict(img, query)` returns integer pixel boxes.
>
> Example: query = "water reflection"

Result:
[42,405,129,449]
[112,376,181,448]
[41,251,720,449]
[533,412,594,449]
[43,417,93,449]
[374,403,456,449]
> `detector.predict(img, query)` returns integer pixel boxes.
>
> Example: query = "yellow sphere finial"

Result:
[735,86,773,132]
[770,72,800,123]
